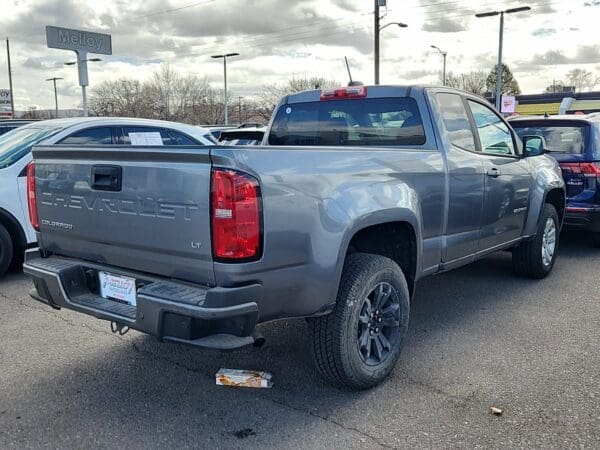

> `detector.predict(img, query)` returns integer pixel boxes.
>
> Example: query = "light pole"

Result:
[211,53,239,125]
[45,77,63,118]
[64,57,102,117]
[6,39,14,118]
[374,16,408,85]
[431,45,447,86]
[475,6,531,110]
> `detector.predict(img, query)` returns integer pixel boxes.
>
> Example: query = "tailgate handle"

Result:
[91,165,122,191]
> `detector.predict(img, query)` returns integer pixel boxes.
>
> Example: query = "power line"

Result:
[117,0,218,23]
[154,0,566,61]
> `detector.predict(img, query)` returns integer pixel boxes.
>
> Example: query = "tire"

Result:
[512,203,559,279]
[309,253,410,390]
[0,223,13,278]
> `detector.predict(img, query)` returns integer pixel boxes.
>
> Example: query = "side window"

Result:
[468,100,515,156]
[122,127,174,145]
[167,129,199,145]
[59,127,113,145]
[436,93,476,151]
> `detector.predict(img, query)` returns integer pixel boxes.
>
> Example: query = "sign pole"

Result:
[6,39,14,118]
[81,85,87,117]
[53,78,59,117]
[77,52,89,117]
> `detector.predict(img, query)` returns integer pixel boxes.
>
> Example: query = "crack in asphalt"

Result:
[1,291,112,337]
[3,290,393,448]
[125,341,393,448]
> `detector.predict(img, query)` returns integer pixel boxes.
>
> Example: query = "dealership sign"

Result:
[46,26,111,55]
[46,26,112,86]
[0,89,11,106]
[501,95,517,114]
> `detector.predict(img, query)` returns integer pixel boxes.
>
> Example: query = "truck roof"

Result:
[510,114,600,124]
[282,84,483,104]
[25,116,209,128]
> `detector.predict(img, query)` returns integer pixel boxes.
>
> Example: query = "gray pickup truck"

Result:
[24,85,565,389]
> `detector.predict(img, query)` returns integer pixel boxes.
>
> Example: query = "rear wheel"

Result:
[512,204,559,279]
[0,224,14,278]
[309,253,410,390]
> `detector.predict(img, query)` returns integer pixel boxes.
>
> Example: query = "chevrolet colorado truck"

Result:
[24,86,565,389]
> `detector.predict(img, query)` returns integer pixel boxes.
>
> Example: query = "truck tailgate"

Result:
[32,145,215,286]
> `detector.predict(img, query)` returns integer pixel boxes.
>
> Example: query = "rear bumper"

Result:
[564,206,600,232]
[23,249,262,350]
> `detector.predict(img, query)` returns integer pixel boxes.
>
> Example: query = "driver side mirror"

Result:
[522,135,547,157]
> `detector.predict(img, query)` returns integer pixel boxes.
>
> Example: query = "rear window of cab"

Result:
[268,97,426,147]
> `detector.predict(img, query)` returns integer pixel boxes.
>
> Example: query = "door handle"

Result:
[91,165,122,191]
[486,168,501,178]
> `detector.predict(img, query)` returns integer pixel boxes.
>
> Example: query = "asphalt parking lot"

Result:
[1,232,599,449]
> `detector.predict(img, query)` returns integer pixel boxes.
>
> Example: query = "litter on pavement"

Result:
[216,369,273,388]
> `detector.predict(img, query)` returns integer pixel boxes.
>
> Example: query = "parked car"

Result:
[206,125,237,139]
[218,126,265,145]
[0,117,215,277]
[24,86,564,389]
[0,119,37,136]
[510,114,600,246]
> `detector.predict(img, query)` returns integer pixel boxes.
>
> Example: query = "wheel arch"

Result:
[523,183,565,237]
[544,188,566,229]
[0,206,27,264]
[340,214,420,297]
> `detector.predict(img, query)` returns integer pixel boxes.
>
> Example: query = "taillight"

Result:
[560,162,600,177]
[320,86,367,100]
[211,168,261,261]
[26,162,39,231]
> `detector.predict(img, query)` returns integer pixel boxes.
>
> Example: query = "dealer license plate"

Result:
[98,271,137,307]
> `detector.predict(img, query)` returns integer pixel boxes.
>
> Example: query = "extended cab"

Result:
[24,86,565,389]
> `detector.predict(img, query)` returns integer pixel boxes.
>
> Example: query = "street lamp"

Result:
[64,57,102,117]
[211,53,239,125]
[430,45,447,86]
[374,20,408,85]
[45,77,63,118]
[475,6,531,110]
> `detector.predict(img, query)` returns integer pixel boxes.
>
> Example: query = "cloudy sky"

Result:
[1,0,599,110]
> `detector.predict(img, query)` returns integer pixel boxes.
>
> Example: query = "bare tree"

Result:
[89,79,152,117]
[565,68,600,92]
[145,64,211,122]
[89,69,335,125]
[257,76,338,121]
[443,70,488,95]
[89,64,216,123]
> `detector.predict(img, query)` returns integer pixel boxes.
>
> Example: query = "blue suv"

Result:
[511,114,600,245]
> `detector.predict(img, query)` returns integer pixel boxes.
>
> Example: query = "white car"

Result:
[0,117,217,276]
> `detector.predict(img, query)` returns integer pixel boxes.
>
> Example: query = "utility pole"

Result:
[238,96,243,125]
[6,39,14,117]
[45,77,63,118]
[495,12,504,111]
[374,0,380,85]
[211,53,239,125]
[476,6,531,110]
[431,45,447,86]
[374,1,407,85]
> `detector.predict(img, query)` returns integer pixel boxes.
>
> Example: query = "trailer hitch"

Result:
[110,321,130,336]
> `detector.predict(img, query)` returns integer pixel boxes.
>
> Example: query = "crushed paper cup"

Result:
[216,369,273,388]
